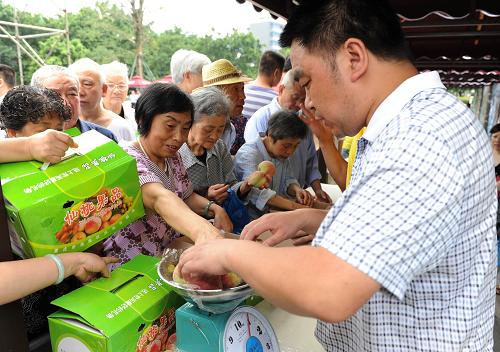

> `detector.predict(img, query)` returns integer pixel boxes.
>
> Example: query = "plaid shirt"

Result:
[313,72,496,351]
[179,139,241,197]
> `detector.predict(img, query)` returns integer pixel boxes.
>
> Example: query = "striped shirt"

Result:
[313,71,496,351]
[242,84,278,121]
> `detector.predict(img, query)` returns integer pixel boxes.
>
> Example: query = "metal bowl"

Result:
[157,248,254,314]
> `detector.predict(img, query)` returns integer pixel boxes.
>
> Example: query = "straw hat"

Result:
[201,59,251,87]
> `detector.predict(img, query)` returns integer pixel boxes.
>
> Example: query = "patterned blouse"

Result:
[103,144,193,269]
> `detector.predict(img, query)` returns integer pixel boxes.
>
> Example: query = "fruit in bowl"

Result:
[170,264,243,290]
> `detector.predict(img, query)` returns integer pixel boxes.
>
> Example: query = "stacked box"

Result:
[0,130,145,257]
[48,255,184,352]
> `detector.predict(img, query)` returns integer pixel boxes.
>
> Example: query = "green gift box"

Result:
[0,130,145,257]
[48,255,184,352]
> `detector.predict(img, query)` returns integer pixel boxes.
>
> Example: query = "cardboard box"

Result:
[0,130,145,257]
[48,255,184,352]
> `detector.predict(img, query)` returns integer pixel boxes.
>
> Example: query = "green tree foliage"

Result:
[0,1,264,82]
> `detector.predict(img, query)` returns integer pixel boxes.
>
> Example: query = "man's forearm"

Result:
[318,140,347,191]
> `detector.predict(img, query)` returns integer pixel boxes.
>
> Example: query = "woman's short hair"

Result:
[135,83,194,136]
[0,85,71,131]
[191,87,230,123]
[267,110,307,141]
[490,124,500,135]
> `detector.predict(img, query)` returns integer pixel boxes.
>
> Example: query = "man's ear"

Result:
[278,83,285,95]
[101,83,108,97]
[183,71,191,82]
[273,69,283,86]
[6,128,17,138]
[343,38,368,82]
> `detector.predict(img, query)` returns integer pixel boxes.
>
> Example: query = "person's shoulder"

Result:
[80,119,117,141]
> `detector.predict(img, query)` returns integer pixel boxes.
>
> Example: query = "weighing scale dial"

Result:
[223,306,279,352]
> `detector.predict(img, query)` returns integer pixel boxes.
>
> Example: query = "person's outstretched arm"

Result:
[0,253,117,305]
[0,130,76,164]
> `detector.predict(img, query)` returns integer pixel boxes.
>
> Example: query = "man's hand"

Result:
[207,184,230,204]
[28,130,77,164]
[240,211,305,246]
[177,239,237,278]
[299,103,333,144]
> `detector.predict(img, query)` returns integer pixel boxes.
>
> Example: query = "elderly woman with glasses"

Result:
[101,60,136,131]
[103,83,232,269]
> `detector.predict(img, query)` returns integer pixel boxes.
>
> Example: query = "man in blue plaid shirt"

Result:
[176,0,497,350]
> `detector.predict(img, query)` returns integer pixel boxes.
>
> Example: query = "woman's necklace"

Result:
[137,137,168,173]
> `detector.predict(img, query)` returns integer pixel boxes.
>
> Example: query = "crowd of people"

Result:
[0,0,497,350]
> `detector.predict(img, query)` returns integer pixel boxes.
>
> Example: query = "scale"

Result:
[157,248,280,352]
[176,303,279,352]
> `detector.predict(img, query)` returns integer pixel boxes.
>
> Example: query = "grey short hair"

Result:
[281,70,295,89]
[191,87,230,123]
[101,60,128,80]
[30,65,80,88]
[69,58,105,85]
[170,49,211,84]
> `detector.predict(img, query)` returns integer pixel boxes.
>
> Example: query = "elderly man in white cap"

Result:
[200,59,251,155]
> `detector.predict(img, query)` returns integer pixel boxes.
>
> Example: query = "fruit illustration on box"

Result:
[136,308,176,352]
[248,160,276,188]
[55,186,134,244]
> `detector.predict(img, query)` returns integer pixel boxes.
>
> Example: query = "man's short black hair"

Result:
[280,0,411,62]
[490,124,500,135]
[0,64,16,88]
[259,51,285,76]
[267,110,307,141]
[283,57,292,73]
[0,85,71,131]
[135,83,194,136]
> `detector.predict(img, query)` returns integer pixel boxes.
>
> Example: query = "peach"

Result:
[145,339,161,352]
[166,333,176,347]
[248,171,268,188]
[172,265,222,290]
[109,214,121,225]
[100,207,112,222]
[172,265,186,285]
[71,232,87,242]
[258,160,276,177]
[221,272,243,289]
[99,221,110,231]
[84,216,102,234]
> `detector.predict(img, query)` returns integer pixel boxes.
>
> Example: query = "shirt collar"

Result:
[179,142,217,169]
[363,71,445,142]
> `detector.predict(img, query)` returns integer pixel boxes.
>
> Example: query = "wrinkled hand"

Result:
[247,171,272,190]
[295,188,314,207]
[212,206,233,234]
[240,211,304,246]
[71,253,118,283]
[207,184,230,204]
[314,189,332,204]
[298,103,333,143]
[177,239,237,278]
[28,130,78,164]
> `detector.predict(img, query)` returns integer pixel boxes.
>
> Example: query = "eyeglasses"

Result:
[106,83,128,91]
